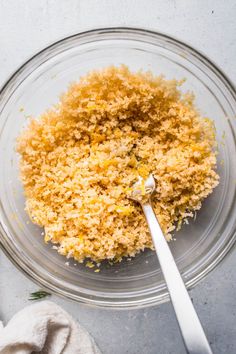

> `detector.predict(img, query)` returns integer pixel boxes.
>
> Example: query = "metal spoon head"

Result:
[128,174,156,204]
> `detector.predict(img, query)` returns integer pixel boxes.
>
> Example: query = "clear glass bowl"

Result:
[0,28,236,309]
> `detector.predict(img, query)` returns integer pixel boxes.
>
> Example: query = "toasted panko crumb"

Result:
[86,261,95,268]
[17,66,219,263]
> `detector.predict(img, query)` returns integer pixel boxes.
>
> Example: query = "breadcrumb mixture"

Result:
[17,66,219,263]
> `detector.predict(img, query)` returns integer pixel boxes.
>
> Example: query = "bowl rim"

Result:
[0,26,235,99]
[0,27,236,309]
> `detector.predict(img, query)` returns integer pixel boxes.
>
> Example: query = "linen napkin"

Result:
[0,301,101,354]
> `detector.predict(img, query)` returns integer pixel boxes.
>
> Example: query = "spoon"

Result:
[129,174,212,354]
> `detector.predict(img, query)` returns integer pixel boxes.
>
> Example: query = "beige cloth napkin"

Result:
[0,301,101,354]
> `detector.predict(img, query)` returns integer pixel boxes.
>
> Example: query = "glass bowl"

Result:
[0,28,236,309]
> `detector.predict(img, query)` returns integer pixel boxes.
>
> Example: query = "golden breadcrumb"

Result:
[17,66,219,263]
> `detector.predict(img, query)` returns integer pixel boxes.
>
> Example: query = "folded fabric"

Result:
[0,301,101,354]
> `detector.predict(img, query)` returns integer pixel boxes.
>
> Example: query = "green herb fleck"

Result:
[29,290,51,301]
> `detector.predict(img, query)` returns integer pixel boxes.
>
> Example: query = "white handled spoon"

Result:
[129,174,212,354]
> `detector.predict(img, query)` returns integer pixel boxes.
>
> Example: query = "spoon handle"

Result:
[142,203,212,354]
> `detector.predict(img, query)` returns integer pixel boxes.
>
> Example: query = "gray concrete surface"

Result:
[0,1,236,353]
